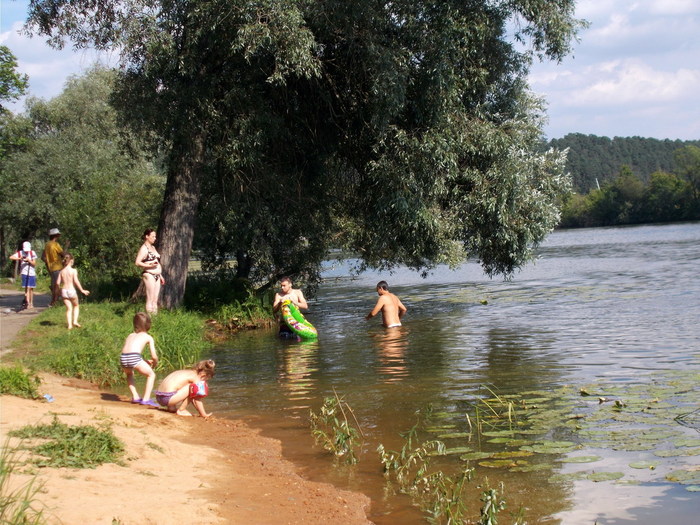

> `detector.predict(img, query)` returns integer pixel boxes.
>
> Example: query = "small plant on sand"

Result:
[8,416,124,469]
[0,442,46,524]
[0,365,41,399]
[309,390,363,464]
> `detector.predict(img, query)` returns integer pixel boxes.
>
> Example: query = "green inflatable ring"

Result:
[281,300,318,340]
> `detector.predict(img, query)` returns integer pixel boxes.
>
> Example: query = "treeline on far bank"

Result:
[548,134,700,193]
[558,150,700,228]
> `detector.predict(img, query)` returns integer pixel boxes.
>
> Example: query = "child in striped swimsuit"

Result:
[120,312,159,407]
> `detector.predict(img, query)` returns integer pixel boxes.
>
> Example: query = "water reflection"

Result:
[372,327,409,382]
[276,341,319,414]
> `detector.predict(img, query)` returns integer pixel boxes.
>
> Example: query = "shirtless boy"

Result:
[120,312,159,407]
[365,281,407,328]
[272,276,309,335]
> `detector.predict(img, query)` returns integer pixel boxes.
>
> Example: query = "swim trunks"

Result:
[155,391,176,407]
[120,353,144,368]
[386,323,402,328]
[61,289,77,299]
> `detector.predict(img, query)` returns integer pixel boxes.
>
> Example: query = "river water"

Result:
[208,222,700,524]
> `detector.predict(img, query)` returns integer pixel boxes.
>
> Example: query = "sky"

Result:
[1,0,699,141]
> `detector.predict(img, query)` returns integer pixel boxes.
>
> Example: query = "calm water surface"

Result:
[208,223,700,524]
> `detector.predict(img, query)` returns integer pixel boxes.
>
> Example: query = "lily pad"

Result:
[459,451,493,462]
[479,459,518,468]
[509,463,552,473]
[560,456,602,464]
[492,450,533,459]
[629,461,659,470]
[587,472,624,482]
[686,486,700,492]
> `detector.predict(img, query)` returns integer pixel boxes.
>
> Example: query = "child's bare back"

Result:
[121,331,155,358]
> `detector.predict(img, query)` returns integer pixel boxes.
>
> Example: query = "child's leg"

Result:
[63,298,73,329]
[124,368,140,401]
[71,298,81,327]
[28,288,34,308]
[167,384,192,416]
[134,361,156,401]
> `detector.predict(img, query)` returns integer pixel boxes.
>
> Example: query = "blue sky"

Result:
[2,0,699,140]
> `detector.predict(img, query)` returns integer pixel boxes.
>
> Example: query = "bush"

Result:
[0,365,41,399]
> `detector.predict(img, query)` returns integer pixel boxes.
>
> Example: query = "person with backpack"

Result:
[10,241,38,309]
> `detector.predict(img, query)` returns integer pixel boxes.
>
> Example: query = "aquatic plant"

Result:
[309,390,363,464]
[378,408,520,524]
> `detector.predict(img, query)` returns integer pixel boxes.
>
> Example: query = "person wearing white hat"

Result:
[10,241,38,309]
[42,227,65,306]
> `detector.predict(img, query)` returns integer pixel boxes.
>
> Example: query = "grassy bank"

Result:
[11,301,214,387]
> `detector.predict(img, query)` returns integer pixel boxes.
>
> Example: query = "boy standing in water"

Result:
[366,281,407,328]
[120,312,159,407]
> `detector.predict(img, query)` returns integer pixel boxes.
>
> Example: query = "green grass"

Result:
[17,301,213,387]
[0,442,46,524]
[0,366,41,399]
[8,416,124,469]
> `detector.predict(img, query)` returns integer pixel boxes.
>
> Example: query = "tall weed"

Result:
[23,302,211,386]
[0,442,46,524]
[0,366,41,399]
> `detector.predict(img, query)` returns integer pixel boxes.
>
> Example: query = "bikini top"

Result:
[141,246,160,264]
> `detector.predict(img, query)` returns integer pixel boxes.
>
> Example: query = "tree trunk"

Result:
[157,131,206,309]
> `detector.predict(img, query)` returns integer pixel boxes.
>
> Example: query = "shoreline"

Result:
[0,290,372,524]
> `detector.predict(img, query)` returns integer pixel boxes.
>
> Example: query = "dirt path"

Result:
[0,288,51,357]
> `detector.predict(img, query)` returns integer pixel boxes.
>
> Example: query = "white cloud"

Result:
[1,21,117,112]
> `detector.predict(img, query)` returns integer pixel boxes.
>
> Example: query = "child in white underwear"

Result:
[56,253,90,329]
[154,359,215,417]
[120,312,159,407]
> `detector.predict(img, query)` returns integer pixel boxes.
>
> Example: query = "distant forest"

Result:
[548,133,700,193]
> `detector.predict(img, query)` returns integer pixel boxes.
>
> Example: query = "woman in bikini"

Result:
[57,253,90,329]
[135,228,164,314]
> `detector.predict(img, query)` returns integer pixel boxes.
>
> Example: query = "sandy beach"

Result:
[1,290,371,524]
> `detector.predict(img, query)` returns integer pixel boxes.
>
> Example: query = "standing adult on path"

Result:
[10,242,38,309]
[366,281,407,328]
[135,229,164,314]
[42,227,64,306]
[272,276,309,335]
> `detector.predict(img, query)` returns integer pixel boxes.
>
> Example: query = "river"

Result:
[208,222,700,524]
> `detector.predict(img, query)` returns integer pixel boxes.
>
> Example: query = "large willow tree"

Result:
[27,0,584,307]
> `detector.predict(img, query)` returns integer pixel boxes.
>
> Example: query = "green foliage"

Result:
[25,302,211,387]
[0,442,46,525]
[309,391,362,464]
[0,365,41,399]
[560,158,700,228]
[0,46,28,111]
[549,133,700,193]
[0,66,164,279]
[9,416,124,469]
[27,1,583,307]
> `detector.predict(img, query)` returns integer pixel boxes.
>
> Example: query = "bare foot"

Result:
[73,322,81,327]
[176,410,192,417]
[68,326,73,330]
